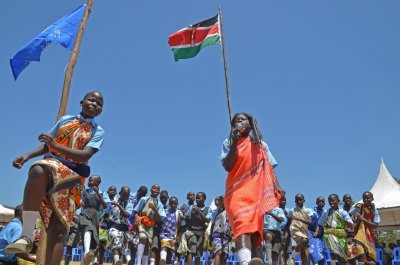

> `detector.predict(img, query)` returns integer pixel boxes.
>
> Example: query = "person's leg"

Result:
[187,253,193,265]
[264,232,274,265]
[150,248,157,265]
[112,248,121,265]
[83,231,95,265]
[45,214,68,265]
[221,252,227,265]
[271,251,280,265]
[249,233,260,259]
[136,238,147,265]
[358,254,367,265]
[160,247,167,265]
[236,234,252,265]
[142,241,150,265]
[93,245,104,265]
[214,251,222,265]
[5,165,50,253]
[125,247,132,264]
[65,246,73,265]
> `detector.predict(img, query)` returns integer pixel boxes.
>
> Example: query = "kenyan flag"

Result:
[168,14,221,61]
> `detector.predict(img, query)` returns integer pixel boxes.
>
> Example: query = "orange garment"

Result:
[37,118,93,229]
[224,136,279,244]
[129,216,156,232]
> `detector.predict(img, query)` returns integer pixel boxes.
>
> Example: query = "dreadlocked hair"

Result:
[230,112,263,145]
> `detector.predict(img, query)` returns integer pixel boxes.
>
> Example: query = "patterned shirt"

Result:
[48,114,105,151]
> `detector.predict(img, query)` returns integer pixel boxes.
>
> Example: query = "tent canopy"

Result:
[369,159,400,231]
[0,204,14,223]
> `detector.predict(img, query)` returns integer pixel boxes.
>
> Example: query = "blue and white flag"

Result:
[10,5,85,80]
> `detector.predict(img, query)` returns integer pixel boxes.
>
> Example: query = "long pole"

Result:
[218,5,233,124]
[56,0,95,121]
[36,1,95,265]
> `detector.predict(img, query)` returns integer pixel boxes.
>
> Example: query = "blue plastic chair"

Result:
[179,255,185,265]
[71,247,81,261]
[393,247,400,265]
[103,248,112,263]
[375,248,384,265]
[200,251,208,265]
[294,253,301,265]
[325,248,333,265]
[227,253,238,265]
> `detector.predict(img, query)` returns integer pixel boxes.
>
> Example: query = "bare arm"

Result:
[111,201,130,218]
[266,211,284,222]
[12,144,48,169]
[150,203,162,222]
[92,186,107,209]
[292,216,312,225]
[222,126,242,172]
[39,133,97,162]
[356,213,378,229]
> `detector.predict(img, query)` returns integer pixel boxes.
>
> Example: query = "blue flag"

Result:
[10,5,85,80]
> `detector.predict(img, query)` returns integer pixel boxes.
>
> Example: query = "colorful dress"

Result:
[36,114,104,229]
[349,203,380,262]
[318,208,353,261]
[160,208,184,250]
[222,136,279,243]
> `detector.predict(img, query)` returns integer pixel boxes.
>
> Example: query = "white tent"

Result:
[369,159,400,231]
[0,204,14,224]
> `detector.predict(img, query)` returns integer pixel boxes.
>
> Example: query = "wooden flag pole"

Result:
[56,0,95,121]
[36,1,94,265]
[218,5,233,123]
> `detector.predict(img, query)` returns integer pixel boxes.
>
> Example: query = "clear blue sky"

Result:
[1,1,399,209]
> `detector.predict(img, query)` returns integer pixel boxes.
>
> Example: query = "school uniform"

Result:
[210,208,231,255]
[264,207,286,254]
[0,219,22,265]
[185,205,211,257]
[106,200,134,251]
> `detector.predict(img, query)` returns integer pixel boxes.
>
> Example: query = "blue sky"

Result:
[1,1,399,209]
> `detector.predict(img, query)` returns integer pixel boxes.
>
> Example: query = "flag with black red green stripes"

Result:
[168,14,220,61]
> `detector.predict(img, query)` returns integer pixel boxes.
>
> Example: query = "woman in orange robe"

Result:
[221,113,284,265]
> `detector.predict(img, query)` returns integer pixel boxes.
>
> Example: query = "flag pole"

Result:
[36,1,95,265]
[56,0,95,121]
[217,5,233,124]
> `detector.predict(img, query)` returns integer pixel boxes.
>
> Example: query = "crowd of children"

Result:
[2,100,386,265]
[57,179,383,265]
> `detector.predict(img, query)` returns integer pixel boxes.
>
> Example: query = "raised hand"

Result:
[38,133,56,148]
[13,155,29,169]
[92,186,100,194]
